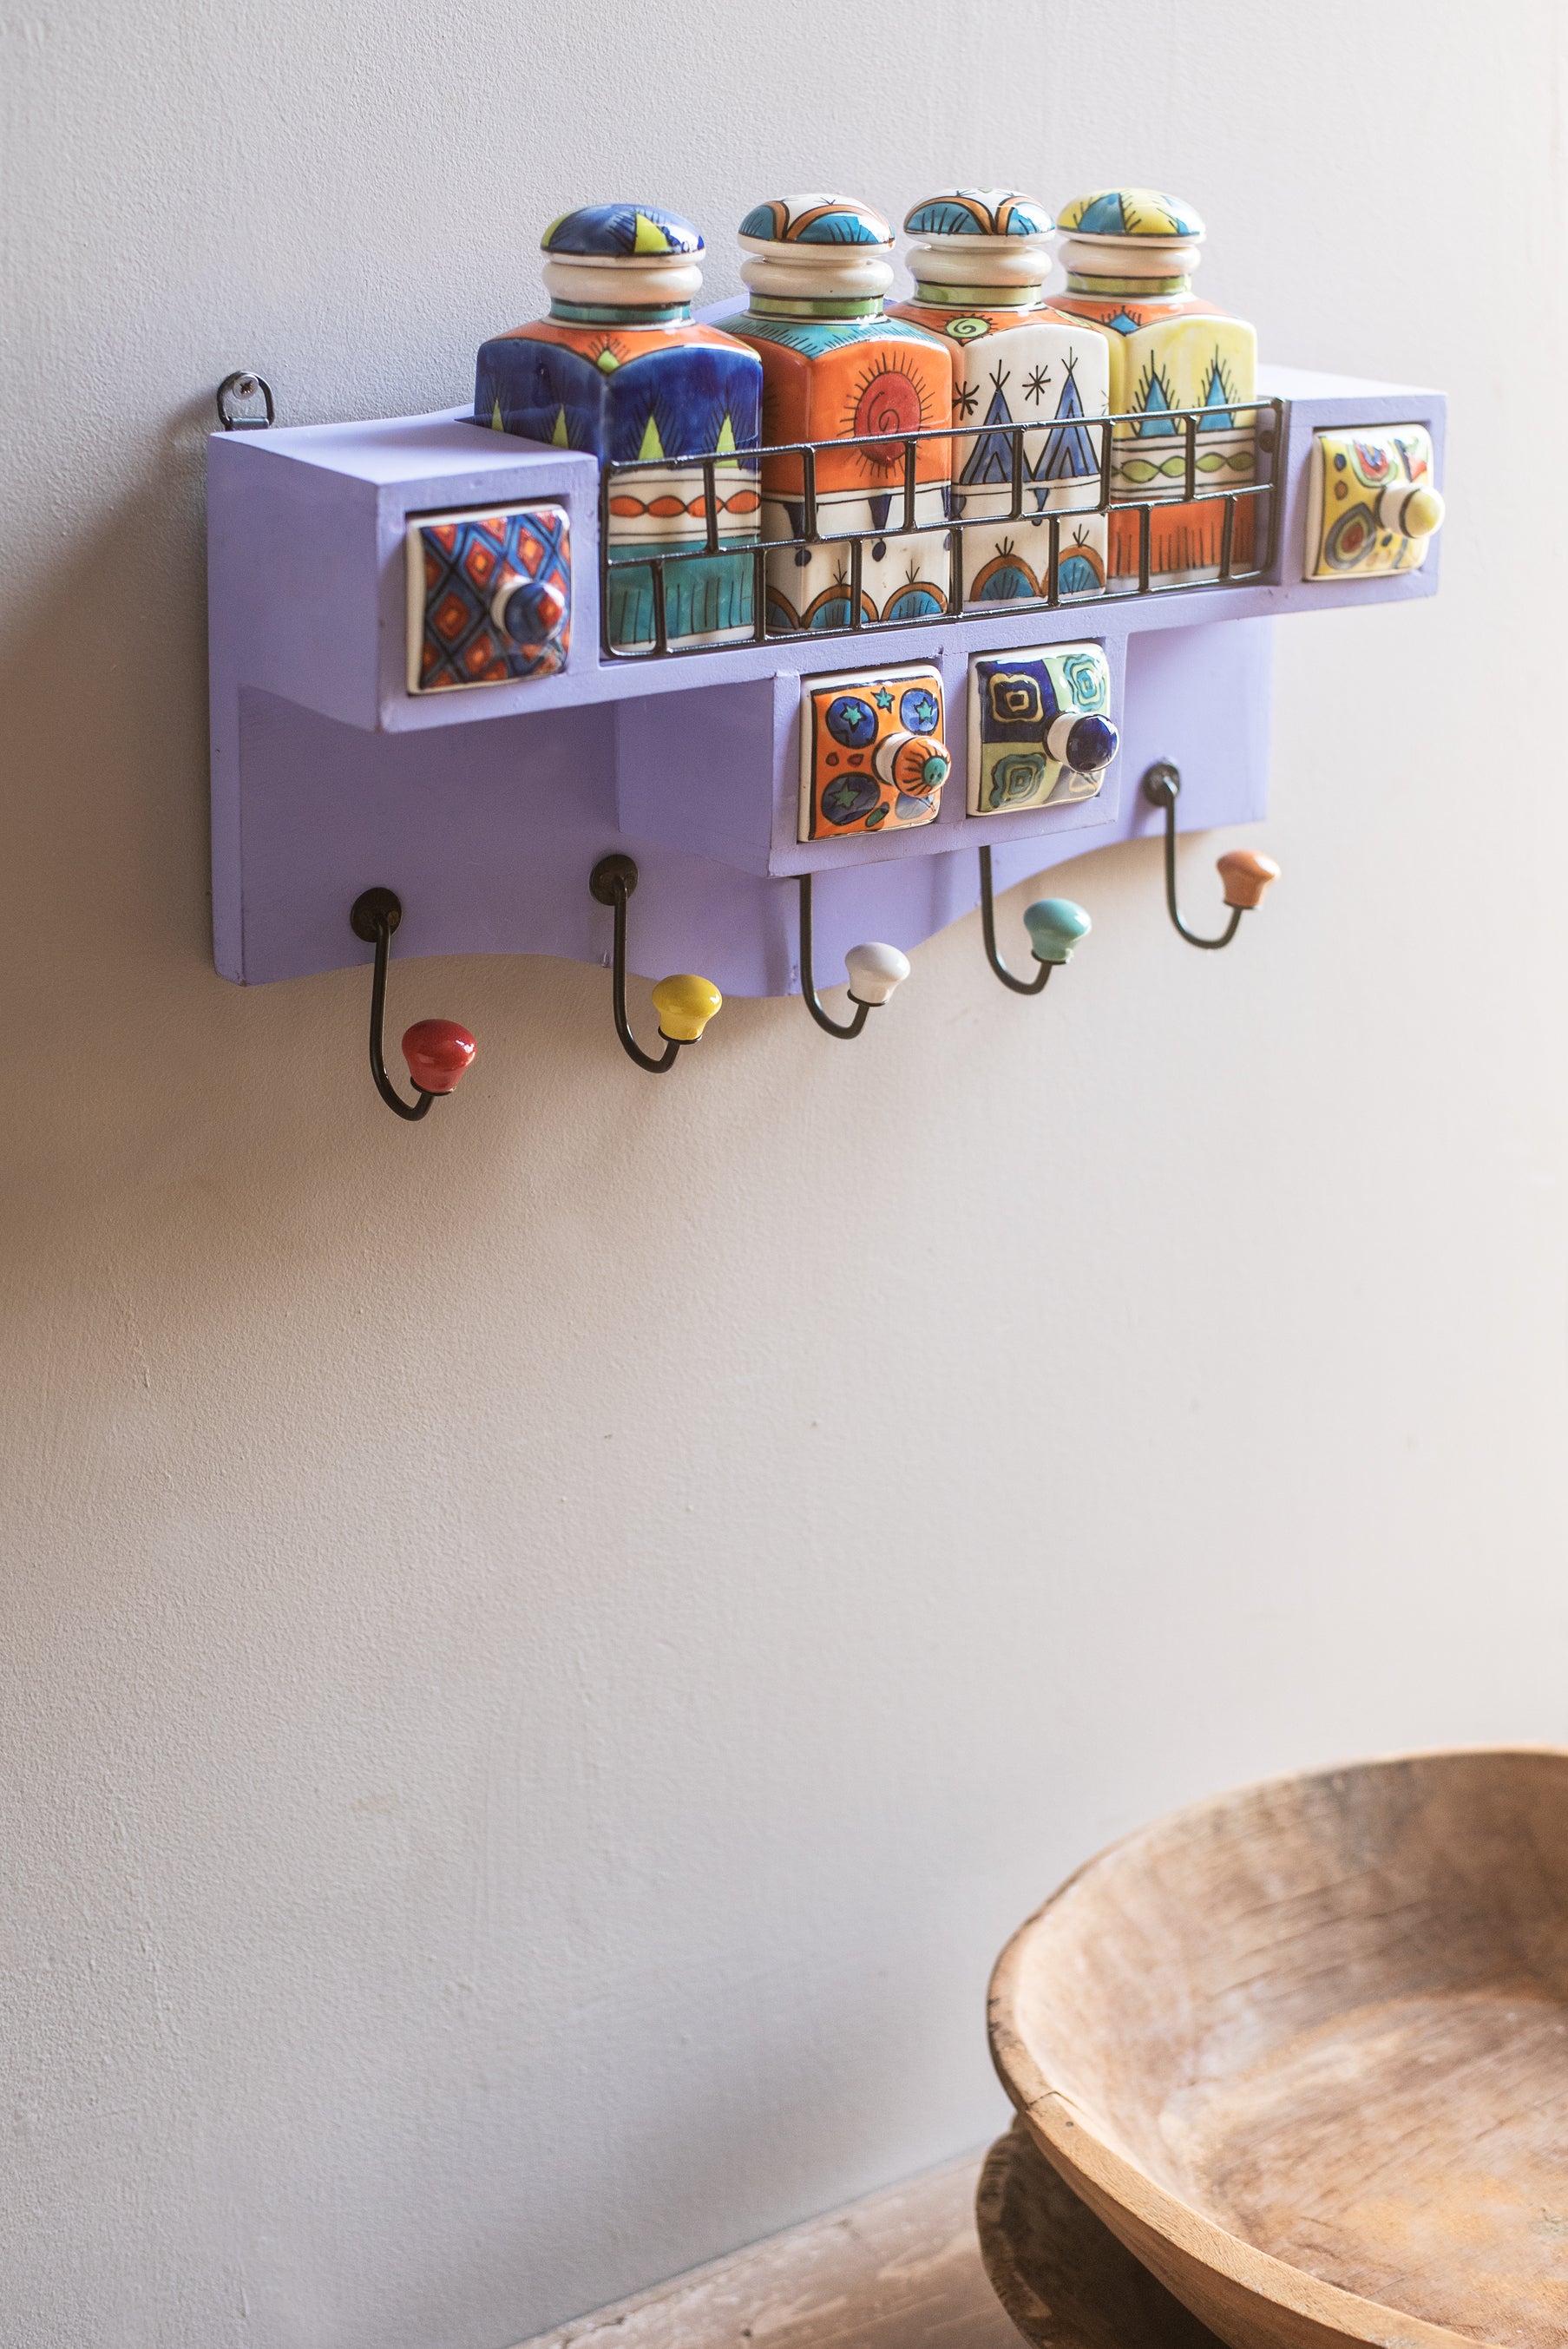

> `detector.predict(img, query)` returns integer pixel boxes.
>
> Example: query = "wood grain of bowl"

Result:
[988,1750,1568,2349]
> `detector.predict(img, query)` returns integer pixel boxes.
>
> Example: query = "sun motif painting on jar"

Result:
[1046,189,1257,587]
[714,196,955,633]
[474,203,763,653]
[887,188,1110,604]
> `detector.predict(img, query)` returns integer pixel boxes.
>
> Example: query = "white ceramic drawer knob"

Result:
[844,942,910,1007]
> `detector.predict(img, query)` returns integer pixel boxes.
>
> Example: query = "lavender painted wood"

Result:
[209,370,1443,991]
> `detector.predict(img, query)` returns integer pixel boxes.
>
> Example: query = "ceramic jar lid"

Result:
[1055,187,1204,284]
[903,187,1054,293]
[541,202,705,311]
[738,194,895,303]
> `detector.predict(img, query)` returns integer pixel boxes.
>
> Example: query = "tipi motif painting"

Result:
[889,188,1110,606]
[1049,186,1259,585]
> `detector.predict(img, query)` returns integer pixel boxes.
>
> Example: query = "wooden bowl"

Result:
[977,2119,1225,2349]
[988,1750,1568,2349]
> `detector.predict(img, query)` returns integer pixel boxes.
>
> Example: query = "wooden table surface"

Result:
[512,2151,1021,2349]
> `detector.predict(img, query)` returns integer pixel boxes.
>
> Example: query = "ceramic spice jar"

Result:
[888,188,1110,604]
[475,203,764,652]
[714,196,955,633]
[1046,189,1257,586]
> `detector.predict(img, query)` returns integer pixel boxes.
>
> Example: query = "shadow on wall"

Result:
[0,371,1145,1289]
[0,385,805,1247]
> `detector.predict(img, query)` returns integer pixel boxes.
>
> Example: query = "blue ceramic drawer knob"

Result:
[1046,712,1119,774]
[492,572,568,647]
[1023,898,1092,964]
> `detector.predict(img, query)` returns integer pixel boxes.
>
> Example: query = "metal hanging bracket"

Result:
[216,371,275,430]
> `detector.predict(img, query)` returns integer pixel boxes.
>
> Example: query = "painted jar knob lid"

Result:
[1055,187,1204,239]
[739,194,892,247]
[540,202,705,312]
[739,194,895,303]
[903,188,1053,239]
[1056,187,1205,285]
[904,187,1054,293]
[541,203,704,258]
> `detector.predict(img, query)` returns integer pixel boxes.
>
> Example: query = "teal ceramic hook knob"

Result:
[1023,898,1092,965]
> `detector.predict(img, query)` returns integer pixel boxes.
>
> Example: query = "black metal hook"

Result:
[797,873,909,1039]
[349,889,476,1120]
[979,846,1051,994]
[1142,764,1280,950]
[976,847,1091,992]
[216,371,275,430]
[589,856,722,1074]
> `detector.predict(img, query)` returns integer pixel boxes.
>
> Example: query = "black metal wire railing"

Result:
[595,398,1283,659]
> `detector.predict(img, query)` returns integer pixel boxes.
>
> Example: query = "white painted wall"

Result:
[3,3,1564,2343]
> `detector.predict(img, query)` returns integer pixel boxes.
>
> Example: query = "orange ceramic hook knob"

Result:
[1217,851,1281,911]
[1142,765,1276,952]
[402,1019,476,1095]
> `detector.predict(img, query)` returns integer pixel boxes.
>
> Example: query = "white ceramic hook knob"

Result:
[844,942,910,1007]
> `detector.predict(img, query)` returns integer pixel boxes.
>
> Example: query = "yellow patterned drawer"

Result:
[1303,426,1443,581]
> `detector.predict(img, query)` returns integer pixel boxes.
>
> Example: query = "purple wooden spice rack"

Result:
[207,366,1443,1003]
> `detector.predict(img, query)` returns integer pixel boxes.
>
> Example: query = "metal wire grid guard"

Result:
[595,399,1283,659]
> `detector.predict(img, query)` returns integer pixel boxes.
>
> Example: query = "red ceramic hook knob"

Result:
[402,1019,476,1095]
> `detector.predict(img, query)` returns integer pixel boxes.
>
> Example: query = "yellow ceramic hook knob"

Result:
[652,973,723,1043]
[1216,850,1281,910]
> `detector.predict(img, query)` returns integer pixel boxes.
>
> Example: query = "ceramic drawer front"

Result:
[968,641,1114,816]
[1303,424,1440,581]
[797,662,950,843]
[406,502,570,692]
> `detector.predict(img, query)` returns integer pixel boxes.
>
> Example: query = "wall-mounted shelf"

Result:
[208,365,1442,1004]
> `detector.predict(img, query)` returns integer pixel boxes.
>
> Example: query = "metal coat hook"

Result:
[797,873,909,1039]
[1142,763,1280,949]
[216,371,275,430]
[977,847,1092,994]
[589,856,721,1073]
[349,889,476,1120]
